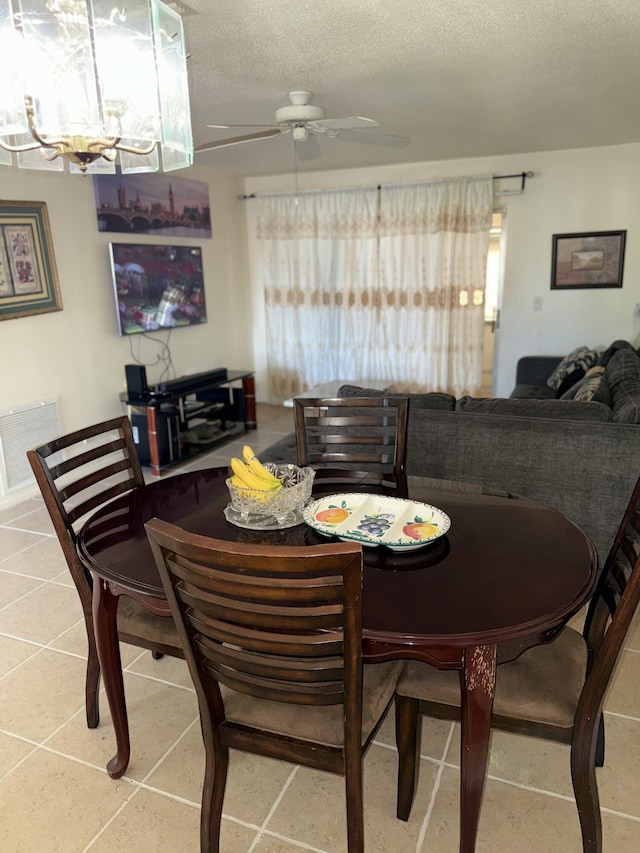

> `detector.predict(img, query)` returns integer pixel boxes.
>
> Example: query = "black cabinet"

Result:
[121,368,256,476]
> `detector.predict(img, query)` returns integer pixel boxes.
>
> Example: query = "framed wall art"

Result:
[0,201,62,320]
[550,230,626,290]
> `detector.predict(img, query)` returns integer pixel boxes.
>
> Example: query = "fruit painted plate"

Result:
[302,493,451,552]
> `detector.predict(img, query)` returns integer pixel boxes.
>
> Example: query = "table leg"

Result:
[242,375,257,430]
[92,577,130,779]
[459,643,497,853]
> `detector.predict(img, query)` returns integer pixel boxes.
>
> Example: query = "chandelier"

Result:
[0,0,193,174]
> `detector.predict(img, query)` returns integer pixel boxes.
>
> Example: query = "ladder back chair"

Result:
[394,473,640,852]
[27,416,182,729]
[145,519,403,853]
[293,396,409,497]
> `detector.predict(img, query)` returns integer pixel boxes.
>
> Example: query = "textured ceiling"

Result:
[182,0,640,177]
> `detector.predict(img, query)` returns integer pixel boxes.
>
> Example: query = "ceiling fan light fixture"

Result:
[0,0,193,175]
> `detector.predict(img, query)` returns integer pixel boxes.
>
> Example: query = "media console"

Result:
[120,367,256,477]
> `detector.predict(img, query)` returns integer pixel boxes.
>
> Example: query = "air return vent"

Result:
[0,399,60,494]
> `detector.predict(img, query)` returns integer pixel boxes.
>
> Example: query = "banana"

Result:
[242,445,283,487]
[231,473,267,502]
[230,457,282,492]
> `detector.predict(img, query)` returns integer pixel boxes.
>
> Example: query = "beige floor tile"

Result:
[0,568,44,608]
[423,766,584,852]
[602,810,640,852]
[0,748,130,852]
[0,634,39,677]
[598,713,640,817]
[0,499,41,526]
[266,743,438,853]
[375,703,454,761]
[0,535,68,580]
[49,625,146,671]
[48,670,199,781]
[625,610,640,651]
[125,645,192,688]
[87,787,257,852]
[146,722,295,826]
[7,506,55,535]
[0,581,83,644]
[0,527,48,562]
[252,835,328,852]
[0,731,36,777]
[606,649,640,717]
[1,648,86,741]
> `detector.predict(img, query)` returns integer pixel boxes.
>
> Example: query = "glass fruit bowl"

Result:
[224,464,316,530]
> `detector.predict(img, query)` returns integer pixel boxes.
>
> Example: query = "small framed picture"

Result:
[0,200,62,320]
[550,230,626,290]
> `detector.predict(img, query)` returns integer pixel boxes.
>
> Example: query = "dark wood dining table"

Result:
[78,466,597,853]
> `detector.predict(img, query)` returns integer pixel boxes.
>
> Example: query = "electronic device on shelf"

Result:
[157,368,228,396]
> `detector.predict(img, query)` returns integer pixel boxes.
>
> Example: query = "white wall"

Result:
[244,143,640,401]
[0,164,252,431]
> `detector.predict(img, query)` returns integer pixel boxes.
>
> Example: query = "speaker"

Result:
[125,364,148,397]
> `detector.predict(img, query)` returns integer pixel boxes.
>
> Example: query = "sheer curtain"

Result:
[378,177,493,395]
[258,188,379,400]
[257,175,493,400]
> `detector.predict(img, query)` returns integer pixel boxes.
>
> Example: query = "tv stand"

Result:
[121,368,256,477]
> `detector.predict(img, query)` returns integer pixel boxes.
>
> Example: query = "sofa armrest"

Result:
[515,356,564,387]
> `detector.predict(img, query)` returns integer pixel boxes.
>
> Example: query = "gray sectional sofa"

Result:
[262,341,640,566]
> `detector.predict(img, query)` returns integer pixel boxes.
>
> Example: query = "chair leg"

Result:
[344,751,364,853]
[595,714,605,768]
[395,694,421,822]
[570,723,603,852]
[201,743,228,853]
[151,651,164,660]
[85,619,101,729]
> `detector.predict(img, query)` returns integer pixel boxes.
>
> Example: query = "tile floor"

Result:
[1,403,640,852]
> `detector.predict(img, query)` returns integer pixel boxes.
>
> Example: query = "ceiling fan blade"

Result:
[295,133,321,161]
[206,123,279,129]
[195,129,282,153]
[336,129,411,148]
[312,116,378,131]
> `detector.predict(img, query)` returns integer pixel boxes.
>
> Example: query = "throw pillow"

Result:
[573,370,610,405]
[554,368,585,399]
[560,366,604,401]
[597,339,636,367]
[546,346,599,390]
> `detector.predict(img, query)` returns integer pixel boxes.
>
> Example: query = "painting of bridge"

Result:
[93,172,212,238]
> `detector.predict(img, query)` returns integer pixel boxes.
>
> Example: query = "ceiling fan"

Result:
[195,91,411,161]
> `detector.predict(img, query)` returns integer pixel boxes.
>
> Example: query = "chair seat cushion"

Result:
[117,595,182,650]
[223,660,403,747]
[396,628,587,729]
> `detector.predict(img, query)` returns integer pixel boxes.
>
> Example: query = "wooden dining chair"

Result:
[145,519,403,853]
[393,473,640,852]
[27,416,183,729]
[293,396,409,497]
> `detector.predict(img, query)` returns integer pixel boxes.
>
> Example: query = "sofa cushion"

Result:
[337,384,456,411]
[546,346,599,390]
[510,384,556,400]
[455,396,613,422]
[606,347,640,391]
[612,379,640,424]
[572,368,611,405]
[597,339,637,367]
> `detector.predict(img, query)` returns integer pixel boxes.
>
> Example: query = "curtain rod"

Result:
[238,171,534,200]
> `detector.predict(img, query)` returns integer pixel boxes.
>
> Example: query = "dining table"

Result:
[78,466,597,853]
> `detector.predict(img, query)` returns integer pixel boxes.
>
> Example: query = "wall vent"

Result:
[0,398,60,495]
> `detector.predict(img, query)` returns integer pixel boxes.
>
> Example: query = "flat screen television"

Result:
[109,243,207,335]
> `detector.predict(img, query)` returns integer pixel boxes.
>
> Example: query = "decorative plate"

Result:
[302,493,451,552]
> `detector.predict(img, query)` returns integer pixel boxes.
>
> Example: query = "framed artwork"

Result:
[550,230,626,290]
[93,171,212,238]
[0,201,62,320]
